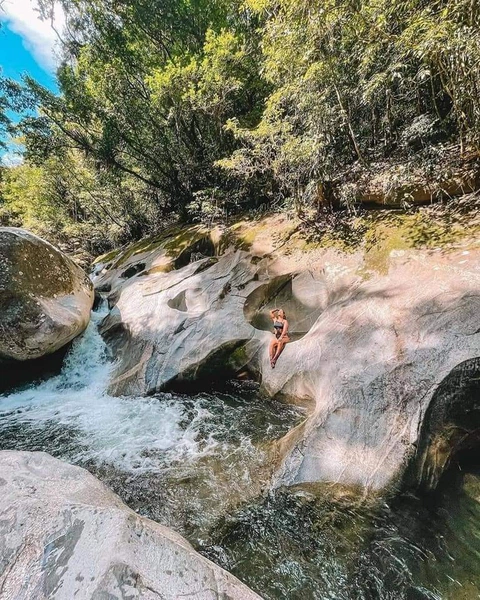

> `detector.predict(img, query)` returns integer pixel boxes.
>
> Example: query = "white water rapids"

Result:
[0,305,219,472]
[0,305,302,548]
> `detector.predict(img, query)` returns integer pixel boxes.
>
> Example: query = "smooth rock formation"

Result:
[93,222,331,396]
[0,228,94,367]
[262,247,480,493]
[0,450,262,600]
[96,236,263,396]
[94,217,480,494]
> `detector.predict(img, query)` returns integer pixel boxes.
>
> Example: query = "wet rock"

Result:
[0,228,94,382]
[0,450,262,600]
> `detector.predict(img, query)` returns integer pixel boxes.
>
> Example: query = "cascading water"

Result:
[1,306,480,600]
[0,305,197,472]
[0,304,304,540]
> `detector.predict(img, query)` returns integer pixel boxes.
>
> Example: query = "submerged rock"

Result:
[94,217,480,494]
[0,450,262,600]
[0,228,94,378]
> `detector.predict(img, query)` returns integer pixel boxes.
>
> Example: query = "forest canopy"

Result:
[1,0,479,255]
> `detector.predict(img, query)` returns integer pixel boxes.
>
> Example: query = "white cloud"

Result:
[1,150,24,167]
[1,0,65,72]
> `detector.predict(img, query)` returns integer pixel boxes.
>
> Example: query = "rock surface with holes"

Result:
[0,450,261,600]
[0,228,94,373]
[93,223,329,396]
[93,217,480,494]
[98,247,263,395]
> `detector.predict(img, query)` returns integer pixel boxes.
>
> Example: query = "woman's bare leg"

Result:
[269,339,278,366]
[272,341,286,365]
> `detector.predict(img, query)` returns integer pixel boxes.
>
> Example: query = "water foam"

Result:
[0,305,303,546]
[0,305,211,472]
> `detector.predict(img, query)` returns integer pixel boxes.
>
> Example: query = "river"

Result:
[1,306,479,599]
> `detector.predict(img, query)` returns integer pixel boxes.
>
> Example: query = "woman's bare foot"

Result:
[271,360,275,369]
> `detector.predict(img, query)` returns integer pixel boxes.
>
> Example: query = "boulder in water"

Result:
[93,221,326,396]
[0,228,94,372]
[93,224,266,395]
[0,450,261,600]
[99,249,264,395]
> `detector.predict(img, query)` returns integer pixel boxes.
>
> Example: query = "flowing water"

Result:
[1,306,480,600]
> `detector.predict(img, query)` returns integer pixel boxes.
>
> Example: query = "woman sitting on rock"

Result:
[269,308,290,369]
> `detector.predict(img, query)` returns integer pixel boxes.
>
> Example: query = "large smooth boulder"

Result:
[261,247,480,493]
[0,228,94,366]
[0,451,262,600]
[94,225,270,396]
[100,249,263,395]
[93,222,331,396]
[94,218,480,494]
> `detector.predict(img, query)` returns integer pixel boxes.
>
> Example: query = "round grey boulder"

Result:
[0,227,94,365]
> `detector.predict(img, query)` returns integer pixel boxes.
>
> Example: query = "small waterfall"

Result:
[0,306,302,545]
[0,304,200,472]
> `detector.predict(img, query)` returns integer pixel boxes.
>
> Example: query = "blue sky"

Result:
[0,26,58,93]
[0,0,62,163]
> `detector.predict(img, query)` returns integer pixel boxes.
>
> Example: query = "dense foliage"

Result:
[222,0,480,209]
[1,0,479,253]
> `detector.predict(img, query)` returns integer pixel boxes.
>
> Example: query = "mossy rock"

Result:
[226,344,250,371]
[364,222,410,275]
[105,225,216,271]
[92,248,123,266]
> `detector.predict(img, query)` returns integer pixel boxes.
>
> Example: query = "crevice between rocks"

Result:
[406,357,480,493]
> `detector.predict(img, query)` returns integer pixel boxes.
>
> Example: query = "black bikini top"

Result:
[273,320,284,330]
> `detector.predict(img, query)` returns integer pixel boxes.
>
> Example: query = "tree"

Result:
[6,0,479,247]
[220,0,480,213]
[18,0,266,223]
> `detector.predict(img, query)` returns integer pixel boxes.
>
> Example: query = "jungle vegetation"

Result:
[1,0,479,255]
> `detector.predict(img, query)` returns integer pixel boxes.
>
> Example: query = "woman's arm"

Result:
[270,309,278,320]
[280,319,289,339]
